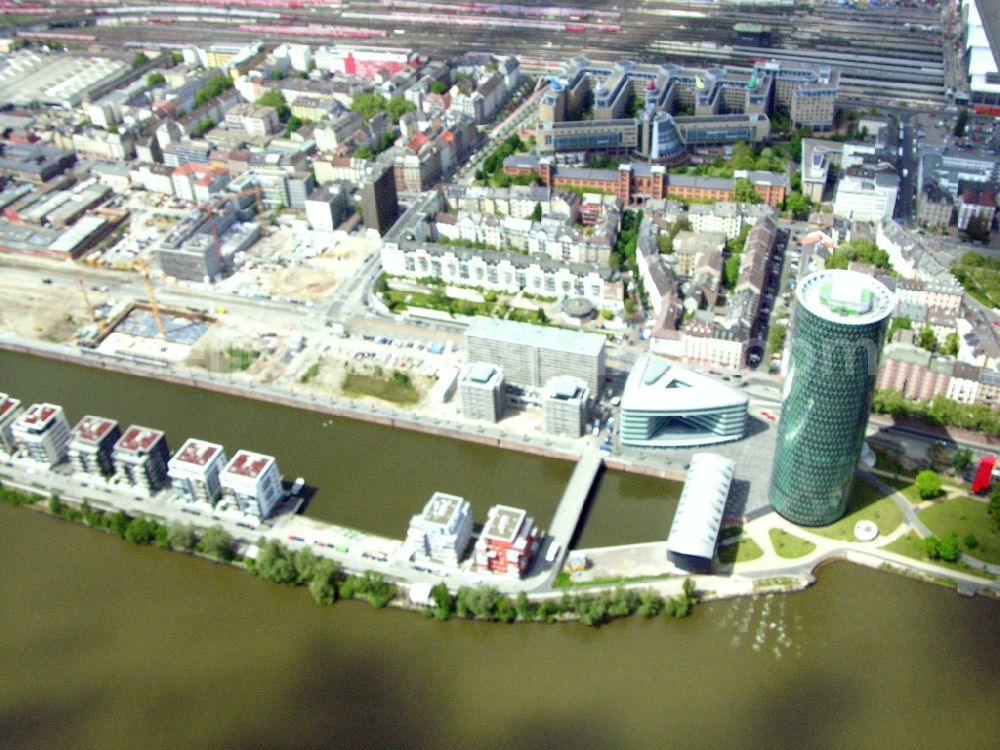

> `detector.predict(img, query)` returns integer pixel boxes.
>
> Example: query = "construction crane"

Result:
[76,277,97,323]
[129,260,167,338]
[197,186,269,266]
[238,185,268,237]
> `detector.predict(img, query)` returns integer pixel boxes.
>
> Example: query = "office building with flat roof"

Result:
[534,55,836,161]
[473,504,538,578]
[11,403,71,466]
[168,438,228,506]
[769,270,895,526]
[542,376,589,438]
[406,492,474,567]
[465,316,606,395]
[114,426,171,495]
[68,416,121,478]
[0,393,23,455]
[620,354,748,448]
[220,449,284,519]
[360,162,399,235]
[458,363,506,423]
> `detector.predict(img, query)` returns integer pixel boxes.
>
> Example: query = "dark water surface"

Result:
[2,350,999,748]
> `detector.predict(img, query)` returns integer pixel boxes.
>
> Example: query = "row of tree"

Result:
[424,578,699,627]
[46,495,234,560]
[249,539,394,607]
[872,390,1000,438]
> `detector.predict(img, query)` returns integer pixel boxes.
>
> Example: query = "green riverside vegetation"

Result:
[2,484,698,626]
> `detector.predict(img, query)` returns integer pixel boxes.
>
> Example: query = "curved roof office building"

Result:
[768,270,895,526]
[620,354,748,448]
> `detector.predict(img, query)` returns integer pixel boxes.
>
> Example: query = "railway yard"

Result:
[4,1,954,108]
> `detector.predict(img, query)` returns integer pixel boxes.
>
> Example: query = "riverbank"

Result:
[0,484,702,627]
[0,334,690,483]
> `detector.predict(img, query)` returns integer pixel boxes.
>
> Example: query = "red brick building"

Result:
[473,504,538,578]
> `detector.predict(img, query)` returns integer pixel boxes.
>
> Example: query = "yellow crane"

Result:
[129,260,167,338]
[76,277,97,323]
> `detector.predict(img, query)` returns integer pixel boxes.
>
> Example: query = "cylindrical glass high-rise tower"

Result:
[769,269,895,526]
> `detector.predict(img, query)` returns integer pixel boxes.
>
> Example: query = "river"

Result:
[1,350,999,748]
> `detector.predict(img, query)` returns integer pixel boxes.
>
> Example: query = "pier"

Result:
[533,441,603,584]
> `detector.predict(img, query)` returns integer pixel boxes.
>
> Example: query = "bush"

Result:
[254,539,297,584]
[168,525,197,552]
[308,558,340,605]
[105,511,130,539]
[924,536,941,559]
[915,470,943,500]
[196,526,234,561]
[964,533,979,550]
[124,517,160,545]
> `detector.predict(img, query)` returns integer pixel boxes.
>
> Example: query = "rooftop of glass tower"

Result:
[796,269,895,325]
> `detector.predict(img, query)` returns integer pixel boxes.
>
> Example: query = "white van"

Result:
[545,541,561,564]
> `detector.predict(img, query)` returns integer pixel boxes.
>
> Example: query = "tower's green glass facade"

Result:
[769,270,895,526]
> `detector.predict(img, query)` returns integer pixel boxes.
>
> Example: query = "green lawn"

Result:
[716,537,764,564]
[810,477,903,541]
[883,532,997,580]
[768,528,817,559]
[919,497,1000,565]
[341,372,418,405]
[883,476,926,506]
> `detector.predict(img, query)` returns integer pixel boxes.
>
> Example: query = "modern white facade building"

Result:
[11,403,71,466]
[220,449,284,518]
[68,416,121,478]
[168,438,229,506]
[620,354,748,448]
[833,169,899,223]
[406,492,474,567]
[113,426,171,495]
[0,393,23,455]
[666,453,735,571]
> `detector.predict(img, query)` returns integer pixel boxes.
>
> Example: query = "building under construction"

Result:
[156,199,261,282]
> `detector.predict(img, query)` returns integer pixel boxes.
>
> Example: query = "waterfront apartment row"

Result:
[0,395,286,519]
[0,392,551,580]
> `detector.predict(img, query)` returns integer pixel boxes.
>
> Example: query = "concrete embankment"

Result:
[0,337,582,464]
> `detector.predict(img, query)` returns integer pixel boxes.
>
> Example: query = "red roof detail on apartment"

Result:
[20,403,58,427]
[116,426,164,454]
[74,416,116,443]
[226,450,272,478]
[0,395,18,419]
[173,438,219,467]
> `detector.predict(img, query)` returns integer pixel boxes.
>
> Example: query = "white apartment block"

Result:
[168,438,228,506]
[406,492,474,567]
[0,393,23,455]
[220,449,284,518]
[382,241,623,312]
[11,403,71,467]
